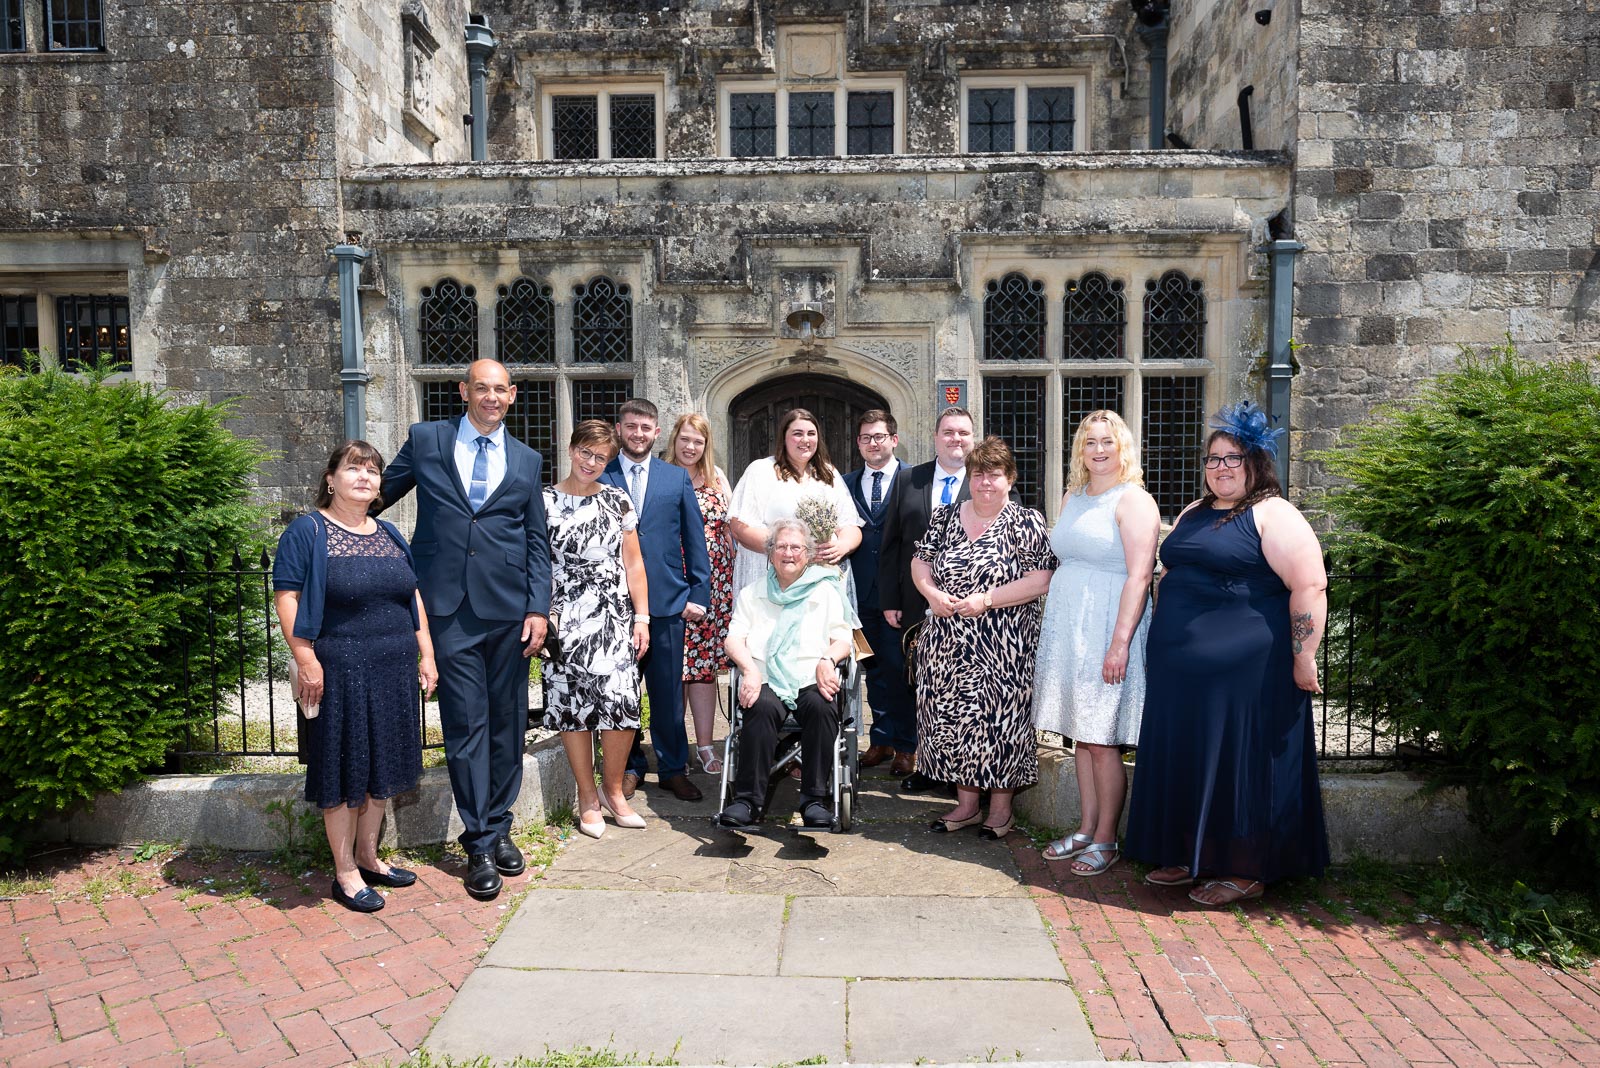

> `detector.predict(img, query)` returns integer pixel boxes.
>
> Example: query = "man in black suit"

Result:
[878,405,977,791]
[381,359,552,900]
[842,409,916,775]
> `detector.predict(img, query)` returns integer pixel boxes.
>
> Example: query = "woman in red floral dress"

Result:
[664,413,735,773]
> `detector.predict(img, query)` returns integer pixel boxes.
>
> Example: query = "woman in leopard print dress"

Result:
[912,437,1056,839]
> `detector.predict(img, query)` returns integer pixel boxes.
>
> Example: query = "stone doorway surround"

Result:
[725,371,890,479]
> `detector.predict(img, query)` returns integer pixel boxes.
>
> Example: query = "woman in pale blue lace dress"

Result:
[1032,411,1160,876]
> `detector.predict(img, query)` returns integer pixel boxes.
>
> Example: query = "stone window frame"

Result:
[716,75,906,158]
[538,79,666,161]
[0,277,131,373]
[1,0,26,52]
[44,0,105,53]
[973,262,1214,518]
[959,73,1089,154]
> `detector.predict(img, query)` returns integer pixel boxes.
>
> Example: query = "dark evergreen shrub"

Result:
[0,366,270,853]
[1315,345,1600,878]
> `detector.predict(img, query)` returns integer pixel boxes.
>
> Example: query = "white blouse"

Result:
[727,576,855,675]
[727,456,863,599]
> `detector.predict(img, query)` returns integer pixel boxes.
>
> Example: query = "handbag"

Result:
[288,657,319,720]
[901,616,926,688]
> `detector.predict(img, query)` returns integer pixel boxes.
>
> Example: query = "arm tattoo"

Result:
[1291,611,1316,655]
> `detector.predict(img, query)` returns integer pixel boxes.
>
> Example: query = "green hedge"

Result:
[1315,345,1600,879]
[0,366,270,854]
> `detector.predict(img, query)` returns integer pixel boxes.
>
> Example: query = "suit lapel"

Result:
[482,436,522,510]
[439,420,471,505]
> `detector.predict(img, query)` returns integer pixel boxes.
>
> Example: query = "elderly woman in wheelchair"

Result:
[717,517,855,830]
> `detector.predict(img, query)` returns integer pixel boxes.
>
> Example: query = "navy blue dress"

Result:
[1124,505,1329,883]
[302,524,423,809]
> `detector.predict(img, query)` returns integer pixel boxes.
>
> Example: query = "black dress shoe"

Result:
[716,799,761,828]
[357,865,417,888]
[331,880,385,913]
[800,800,834,828]
[464,853,503,900]
[658,773,704,802]
[493,834,525,876]
[901,770,948,794]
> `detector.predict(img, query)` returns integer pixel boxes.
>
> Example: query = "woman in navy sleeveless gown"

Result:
[1125,402,1329,906]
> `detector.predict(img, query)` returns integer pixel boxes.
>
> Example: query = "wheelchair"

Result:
[715,658,862,834]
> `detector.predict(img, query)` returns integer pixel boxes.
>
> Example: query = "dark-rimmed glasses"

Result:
[1203,453,1246,470]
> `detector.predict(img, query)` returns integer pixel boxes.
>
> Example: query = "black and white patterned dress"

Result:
[913,503,1056,790]
[541,485,642,732]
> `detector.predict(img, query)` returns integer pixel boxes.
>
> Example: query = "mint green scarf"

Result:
[763,563,845,709]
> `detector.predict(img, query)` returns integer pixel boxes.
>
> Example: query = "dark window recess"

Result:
[495,278,555,365]
[1062,376,1126,480]
[571,276,632,364]
[56,294,129,371]
[47,0,103,51]
[1142,375,1206,518]
[787,91,835,156]
[729,92,777,157]
[609,94,656,159]
[982,376,1047,513]
[2,0,25,52]
[982,272,1047,361]
[572,378,634,426]
[1143,270,1207,361]
[423,379,557,486]
[551,95,599,159]
[418,278,478,365]
[2,295,39,366]
[1063,272,1126,360]
[846,91,894,155]
[1027,86,1075,151]
[967,88,1014,152]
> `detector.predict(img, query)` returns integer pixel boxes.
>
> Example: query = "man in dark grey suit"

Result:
[381,359,552,901]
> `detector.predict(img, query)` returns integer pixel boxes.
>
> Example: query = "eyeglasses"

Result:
[1203,453,1246,470]
[772,543,809,556]
[572,446,611,466]
[857,433,892,445]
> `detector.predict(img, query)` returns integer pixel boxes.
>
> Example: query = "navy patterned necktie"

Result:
[468,436,491,511]
[870,470,883,511]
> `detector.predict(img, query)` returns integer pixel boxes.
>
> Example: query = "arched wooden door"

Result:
[727,374,889,479]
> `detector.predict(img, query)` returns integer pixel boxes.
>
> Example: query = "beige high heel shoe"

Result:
[599,793,646,829]
[576,807,605,839]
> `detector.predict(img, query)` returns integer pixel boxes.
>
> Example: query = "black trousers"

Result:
[733,682,839,809]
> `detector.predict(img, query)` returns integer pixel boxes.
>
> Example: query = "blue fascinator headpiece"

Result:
[1209,400,1284,458]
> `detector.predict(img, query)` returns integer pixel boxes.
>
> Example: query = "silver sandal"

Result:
[1070,841,1119,878]
[1043,832,1094,861]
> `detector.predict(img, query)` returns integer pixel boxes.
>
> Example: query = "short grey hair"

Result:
[765,517,817,559]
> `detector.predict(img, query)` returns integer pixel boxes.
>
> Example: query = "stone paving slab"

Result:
[847,979,1098,1063]
[482,888,784,975]
[782,897,1066,979]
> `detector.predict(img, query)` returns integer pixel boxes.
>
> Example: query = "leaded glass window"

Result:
[846,91,894,155]
[495,279,555,365]
[1027,86,1075,151]
[56,294,128,371]
[1063,272,1125,361]
[572,276,632,364]
[552,95,599,160]
[2,295,38,366]
[422,379,557,486]
[982,376,1047,512]
[982,272,1046,362]
[967,88,1014,152]
[2,0,25,52]
[418,278,478,365]
[609,94,656,159]
[1142,375,1206,517]
[572,379,634,426]
[730,92,777,157]
[1143,270,1206,361]
[787,92,835,157]
[47,0,103,51]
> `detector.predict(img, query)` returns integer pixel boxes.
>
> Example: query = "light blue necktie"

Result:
[940,475,956,506]
[468,436,491,512]
[629,462,645,511]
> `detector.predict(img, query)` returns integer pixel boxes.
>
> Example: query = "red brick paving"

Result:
[1011,837,1600,1066]
[0,845,535,1068]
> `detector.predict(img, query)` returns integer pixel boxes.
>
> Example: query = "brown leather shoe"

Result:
[860,744,895,768]
[890,751,916,777]
[621,771,641,799]
[658,773,703,802]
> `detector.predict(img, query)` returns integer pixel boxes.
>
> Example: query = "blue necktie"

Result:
[628,462,645,511]
[870,470,883,511]
[468,436,491,512]
[940,475,956,506]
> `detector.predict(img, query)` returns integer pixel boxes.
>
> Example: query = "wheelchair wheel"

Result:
[834,785,853,833]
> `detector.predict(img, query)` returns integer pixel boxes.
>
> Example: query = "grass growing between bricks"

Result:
[389,1041,682,1066]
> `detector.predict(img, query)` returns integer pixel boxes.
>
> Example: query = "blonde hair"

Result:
[1066,410,1144,494]
[663,412,718,486]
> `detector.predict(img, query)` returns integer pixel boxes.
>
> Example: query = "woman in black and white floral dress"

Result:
[544,420,652,839]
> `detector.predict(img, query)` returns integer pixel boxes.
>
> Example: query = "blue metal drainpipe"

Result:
[330,234,370,442]
[464,16,496,162]
[1264,238,1305,489]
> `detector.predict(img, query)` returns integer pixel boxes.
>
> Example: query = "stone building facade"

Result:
[1,0,1594,520]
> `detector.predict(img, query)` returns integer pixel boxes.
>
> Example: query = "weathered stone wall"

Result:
[1290,0,1600,488]
[1169,0,1298,153]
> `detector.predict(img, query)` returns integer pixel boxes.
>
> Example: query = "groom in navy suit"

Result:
[381,359,552,901]
[603,398,712,802]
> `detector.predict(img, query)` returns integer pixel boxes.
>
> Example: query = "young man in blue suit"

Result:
[842,409,917,775]
[380,359,552,901]
[604,398,712,802]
